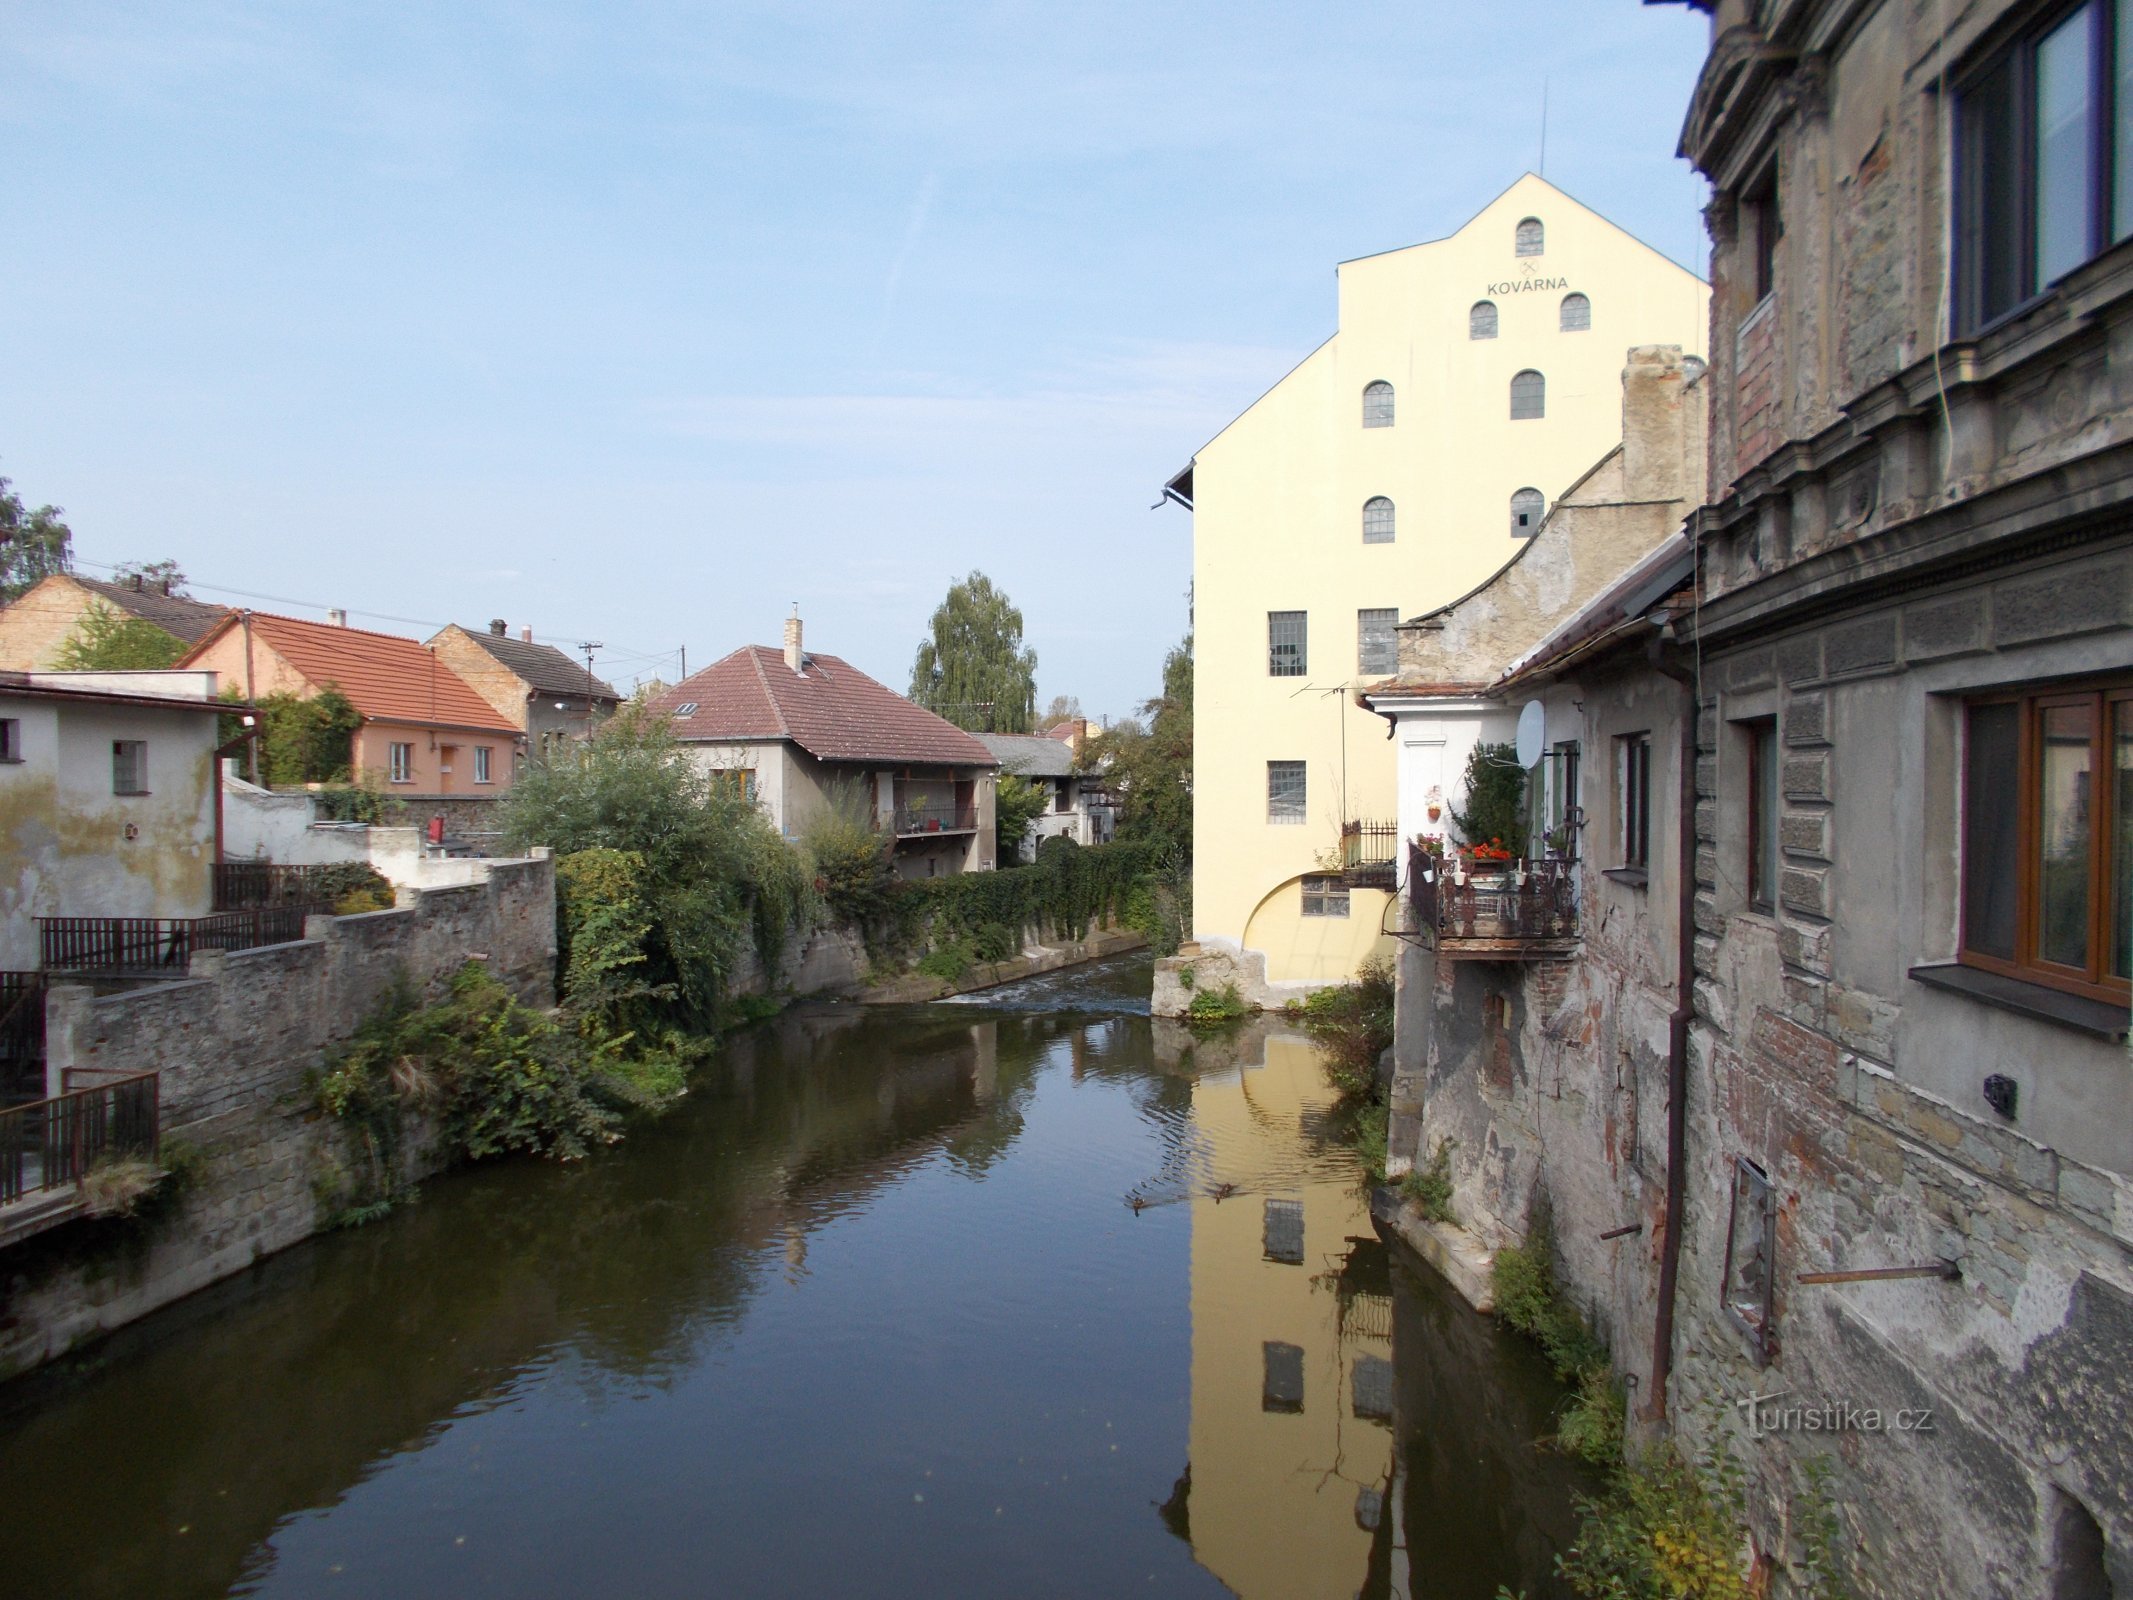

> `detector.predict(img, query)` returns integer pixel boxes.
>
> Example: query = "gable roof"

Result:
[440,625,620,701]
[180,611,518,734]
[973,732,1076,777]
[65,575,230,643]
[648,646,996,767]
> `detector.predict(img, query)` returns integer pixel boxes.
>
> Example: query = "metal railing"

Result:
[891,804,977,837]
[0,973,45,1105]
[1339,820,1401,888]
[212,861,341,911]
[39,907,320,976]
[0,1071,159,1206]
[1408,845,1578,952]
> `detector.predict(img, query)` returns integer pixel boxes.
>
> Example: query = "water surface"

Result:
[0,955,1585,1598]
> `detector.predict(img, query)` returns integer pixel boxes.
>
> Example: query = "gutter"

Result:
[1642,625,1700,1424]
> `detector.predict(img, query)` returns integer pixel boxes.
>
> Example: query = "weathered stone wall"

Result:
[0,854,556,1381]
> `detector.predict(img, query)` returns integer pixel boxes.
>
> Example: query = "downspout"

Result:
[212,722,259,866]
[1643,626,1699,1424]
[240,610,259,783]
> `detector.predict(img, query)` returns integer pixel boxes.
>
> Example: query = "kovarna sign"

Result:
[1485,276,1571,295]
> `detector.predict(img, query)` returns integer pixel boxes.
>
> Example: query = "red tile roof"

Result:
[182,612,518,734]
[649,646,997,767]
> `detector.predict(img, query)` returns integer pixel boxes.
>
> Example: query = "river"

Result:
[0,954,1587,1598]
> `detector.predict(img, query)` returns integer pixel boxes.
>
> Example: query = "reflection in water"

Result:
[0,957,1583,1599]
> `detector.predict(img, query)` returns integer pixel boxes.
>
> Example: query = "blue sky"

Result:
[2,2,1712,719]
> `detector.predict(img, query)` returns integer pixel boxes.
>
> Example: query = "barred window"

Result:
[111,740,147,795]
[1469,299,1498,339]
[1267,760,1306,823]
[1301,874,1349,916]
[1510,487,1545,537]
[1362,496,1395,544]
[1263,1198,1305,1263]
[1510,369,1545,420]
[1560,292,1591,331]
[1357,607,1398,675]
[1268,610,1307,677]
[1361,381,1394,427]
[1515,216,1545,256]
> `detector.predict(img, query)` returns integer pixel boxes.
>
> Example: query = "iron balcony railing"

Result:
[891,803,977,837]
[1339,820,1401,889]
[211,861,342,912]
[0,973,45,1107]
[0,1071,159,1206]
[1408,844,1578,956]
[39,907,320,977]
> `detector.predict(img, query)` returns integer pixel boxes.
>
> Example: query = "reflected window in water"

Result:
[1262,1342,1305,1413]
[1262,1199,1305,1264]
[1354,1486,1384,1532]
[1350,1353,1394,1422]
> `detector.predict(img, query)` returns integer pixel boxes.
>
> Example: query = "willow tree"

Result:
[908,571,1038,733]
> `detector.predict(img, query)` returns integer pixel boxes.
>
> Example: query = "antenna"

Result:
[1539,78,1549,177]
[579,641,603,734]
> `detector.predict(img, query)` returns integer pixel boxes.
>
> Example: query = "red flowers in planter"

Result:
[1465,837,1513,864]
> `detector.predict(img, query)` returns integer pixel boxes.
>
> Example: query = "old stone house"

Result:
[646,614,1000,878]
[0,573,228,671]
[1386,2,2133,1593]
[426,620,621,761]
[972,732,1115,859]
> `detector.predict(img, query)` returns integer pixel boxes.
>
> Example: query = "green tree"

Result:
[909,571,1038,733]
[1040,694,1082,727]
[1449,741,1527,855]
[251,686,364,785]
[54,602,188,670]
[0,475,72,602]
[1087,631,1193,860]
[993,770,1051,864]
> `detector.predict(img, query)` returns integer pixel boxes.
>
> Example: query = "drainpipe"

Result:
[1644,627,1699,1424]
[240,610,259,784]
[212,721,259,866]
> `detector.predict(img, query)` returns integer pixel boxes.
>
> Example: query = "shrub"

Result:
[1296,954,1395,1099]
[917,943,973,982]
[1491,1209,1621,1467]
[1185,981,1248,1025]
[971,920,1018,962]
[1402,1136,1457,1222]
[800,780,900,933]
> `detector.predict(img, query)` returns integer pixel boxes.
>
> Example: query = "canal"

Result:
[0,955,1588,1598]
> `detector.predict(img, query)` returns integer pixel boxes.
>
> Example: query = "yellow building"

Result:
[1167,174,1707,990]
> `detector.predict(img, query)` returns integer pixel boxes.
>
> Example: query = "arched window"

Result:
[1469,300,1498,339]
[1510,488,1545,537]
[1560,292,1591,332]
[1362,496,1396,544]
[1515,217,1544,256]
[1361,381,1394,428]
[1510,369,1545,420]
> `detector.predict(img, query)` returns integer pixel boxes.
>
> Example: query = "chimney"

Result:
[1620,345,1690,505]
[327,608,348,628]
[783,607,803,673]
[489,618,507,636]
[521,626,534,642]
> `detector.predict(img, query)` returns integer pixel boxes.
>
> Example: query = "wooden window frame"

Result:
[1721,1155,1778,1366]
[1617,733,1652,871]
[1959,678,2131,1006]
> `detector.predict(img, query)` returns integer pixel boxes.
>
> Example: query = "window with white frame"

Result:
[1560,292,1591,331]
[1469,300,1499,339]
[1267,760,1306,824]
[1357,608,1398,675]
[1268,611,1307,677]
[474,745,493,784]
[390,742,415,784]
[1301,874,1349,917]
[111,740,147,795]
[1510,369,1546,420]
[1361,381,1394,427]
[1361,497,1395,544]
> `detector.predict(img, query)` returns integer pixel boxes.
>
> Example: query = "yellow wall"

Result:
[1189,174,1708,982]
[1181,1031,1395,1599]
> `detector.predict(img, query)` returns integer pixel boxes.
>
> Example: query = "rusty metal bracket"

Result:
[1796,1262,1961,1286]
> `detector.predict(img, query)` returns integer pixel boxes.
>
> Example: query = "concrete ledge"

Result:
[1372,1189,1497,1314]
[856,928,1148,1005]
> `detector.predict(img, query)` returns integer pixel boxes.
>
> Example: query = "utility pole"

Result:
[579,642,603,740]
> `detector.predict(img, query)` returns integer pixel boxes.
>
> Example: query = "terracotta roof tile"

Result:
[648,647,997,767]
[182,612,517,734]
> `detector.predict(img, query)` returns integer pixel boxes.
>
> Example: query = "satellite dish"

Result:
[1515,700,1547,768]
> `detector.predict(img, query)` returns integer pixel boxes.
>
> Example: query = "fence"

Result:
[212,861,341,911]
[0,1071,159,1206]
[891,803,978,837]
[39,908,320,977]
[1339,820,1401,887]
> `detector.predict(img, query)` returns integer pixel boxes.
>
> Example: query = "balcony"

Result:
[39,908,322,978]
[0,1071,160,1245]
[1408,845,1578,961]
[891,803,977,839]
[1339,820,1401,890]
